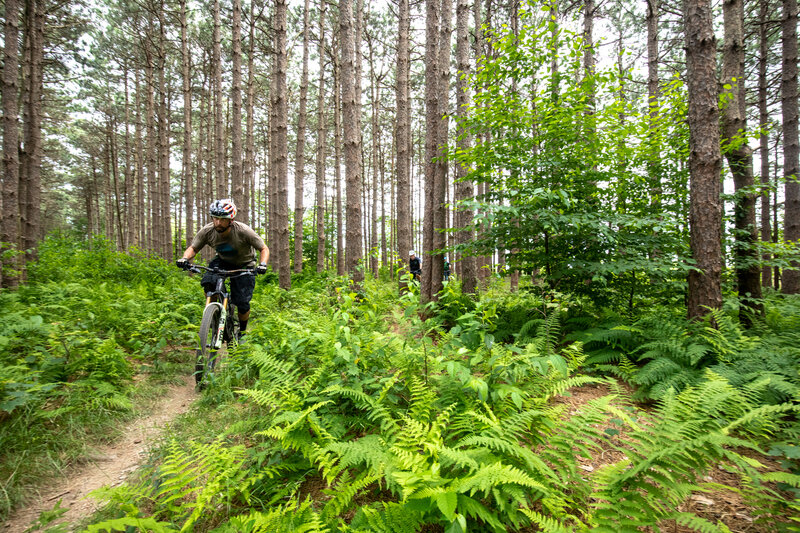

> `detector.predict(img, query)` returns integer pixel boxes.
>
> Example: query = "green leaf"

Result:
[444,514,467,533]
[436,492,458,521]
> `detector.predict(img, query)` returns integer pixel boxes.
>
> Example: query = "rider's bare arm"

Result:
[181,246,199,262]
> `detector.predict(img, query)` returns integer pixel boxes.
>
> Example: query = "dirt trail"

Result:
[3,375,197,533]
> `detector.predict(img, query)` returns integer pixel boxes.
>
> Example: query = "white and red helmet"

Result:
[209,199,237,219]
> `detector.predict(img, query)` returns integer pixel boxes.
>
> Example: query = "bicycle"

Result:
[185,264,256,389]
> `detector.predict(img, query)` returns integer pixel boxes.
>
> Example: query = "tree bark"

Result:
[433,0,452,294]
[335,48,345,276]
[684,0,724,319]
[2,0,21,288]
[294,0,311,273]
[245,6,258,232]
[341,0,363,283]
[423,0,440,302]
[758,0,773,289]
[781,0,800,293]
[315,0,327,273]
[213,0,226,199]
[275,0,291,289]
[231,0,245,223]
[123,59,135,248]
[181,0,193,243]
[456,0,476,294]
[722,0,763,323]
[20,0,44,267]
[135,66,145,247]
[646,0,662,211]
[157,10,171,258]
[144,36,157,252]
[368,38,380,278]
[396,0,412,289]
[197,55,209,237]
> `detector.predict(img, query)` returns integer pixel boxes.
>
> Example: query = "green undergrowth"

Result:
[0,234,199,521]
[83,274,799,533]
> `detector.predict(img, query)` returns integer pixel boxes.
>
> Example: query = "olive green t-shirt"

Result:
[190,221,266,267]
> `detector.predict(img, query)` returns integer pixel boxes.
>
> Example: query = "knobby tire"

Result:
[197,303,221,389]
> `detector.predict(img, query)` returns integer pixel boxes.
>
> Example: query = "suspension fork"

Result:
[214,296,229,349]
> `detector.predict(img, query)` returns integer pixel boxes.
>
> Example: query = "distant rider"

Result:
[176,199,269,340]
[409,250,421,281]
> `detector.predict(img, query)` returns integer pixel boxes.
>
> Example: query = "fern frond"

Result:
[322,471,380,520]
[669,511,733,533]
[407,376,437,423]
[519,509,577,533]
[84,516,177,532]
[323,385,400,435]
[449,462,551,499]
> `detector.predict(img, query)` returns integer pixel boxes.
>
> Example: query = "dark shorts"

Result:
[201,258,256,314]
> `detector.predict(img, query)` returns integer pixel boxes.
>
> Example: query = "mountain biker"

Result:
[176,199,269,340]
[409,250,421,281]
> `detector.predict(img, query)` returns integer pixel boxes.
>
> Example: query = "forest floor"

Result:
[553,382,782,533]
[2,374,197,533]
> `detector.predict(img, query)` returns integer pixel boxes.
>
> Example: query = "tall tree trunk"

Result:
[181,0,193,242]
[316,0,328,273]
[422,0,450,302]
[197,57,209,237]
[294,0,311,273]
[20,0,44,268]
[2,0,21,288]
[759,0,773,289]
[583,0,596,126]
[231,0,245,222]
[646,0,662,210]
[245,6,258,232]
[422,0,440,302]
[369,51,380,278]
[722,0,763,323]
[109,116,125,248]
[275,0,291,288]
[396,0,412,288]
[781,0,800,293]
[158,11,171,259]
[103,137,113,241]
[213,0,226,200]
[773,147,781,288]
[123,59,135,248]
[685,0,724,319]
[144,42,157,252]
[456,0,476,294]
[135,67,145,247]
[381,146,387,269]
[341,0,363,283]
[434,0,452,294]
[335,51,345,276]
[269,40,278,252]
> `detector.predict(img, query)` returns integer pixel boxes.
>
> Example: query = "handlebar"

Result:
[186,264,257,278]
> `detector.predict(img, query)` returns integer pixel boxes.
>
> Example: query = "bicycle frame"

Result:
[191,265,255,349]
[205,276,230,350]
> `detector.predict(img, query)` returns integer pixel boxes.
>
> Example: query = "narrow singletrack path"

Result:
[3,375,197,532]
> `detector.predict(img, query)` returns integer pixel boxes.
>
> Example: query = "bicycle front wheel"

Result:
[197,303,222,387]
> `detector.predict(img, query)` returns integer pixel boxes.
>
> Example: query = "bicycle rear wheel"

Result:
[197,303,222,388]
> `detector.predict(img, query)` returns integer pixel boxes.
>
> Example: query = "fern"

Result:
[222,499,330,533]
[669,512,734,533]
[83,516,177,532]
[519,509,578,533]
[322,471,381,520]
